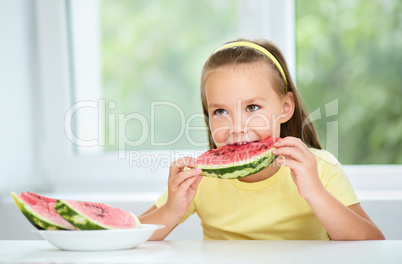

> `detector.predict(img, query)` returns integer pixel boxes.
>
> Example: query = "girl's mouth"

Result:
[231,141,258,146]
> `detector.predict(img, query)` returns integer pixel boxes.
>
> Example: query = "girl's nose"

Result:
[230,114,245,135]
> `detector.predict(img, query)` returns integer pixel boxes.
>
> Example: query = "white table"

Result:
[1,240,402,263]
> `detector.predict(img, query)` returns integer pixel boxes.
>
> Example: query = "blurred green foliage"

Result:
[296,0,402,164]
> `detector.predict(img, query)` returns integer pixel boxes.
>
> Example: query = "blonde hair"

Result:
[200,38,322,150]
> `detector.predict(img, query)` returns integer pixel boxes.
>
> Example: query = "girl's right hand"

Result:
[165,157,203,219]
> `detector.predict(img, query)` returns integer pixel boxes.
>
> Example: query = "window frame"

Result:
[35,0,402,193]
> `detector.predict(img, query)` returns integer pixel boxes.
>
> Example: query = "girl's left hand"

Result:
[273,137,325,200]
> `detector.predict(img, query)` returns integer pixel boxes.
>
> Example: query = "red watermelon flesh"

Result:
[196,137,279,167]
[194,137,280,179]
[11,191,76,230]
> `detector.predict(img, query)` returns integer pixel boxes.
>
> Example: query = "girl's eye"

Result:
[246,105,260,112]
[214,109,227,116]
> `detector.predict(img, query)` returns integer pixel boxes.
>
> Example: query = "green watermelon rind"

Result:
[10,191,71,230]
[196,148,274,169]
[54,200,108,230]
[195,149,277,179]
[54,199,141,230]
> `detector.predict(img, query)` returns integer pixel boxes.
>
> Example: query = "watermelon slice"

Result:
[10,191,76,230]
[195,137,280,179]
[54,199,141,230]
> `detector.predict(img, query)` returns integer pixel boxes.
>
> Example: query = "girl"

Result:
[139,39,384,240]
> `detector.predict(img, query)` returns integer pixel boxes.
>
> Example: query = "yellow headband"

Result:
[213,41,288,86]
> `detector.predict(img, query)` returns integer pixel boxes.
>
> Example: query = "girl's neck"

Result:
[238,160,281,183]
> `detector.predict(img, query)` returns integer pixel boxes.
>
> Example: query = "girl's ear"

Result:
[280,92,295,124]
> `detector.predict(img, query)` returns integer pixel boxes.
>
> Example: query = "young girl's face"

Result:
[204,61,293,148]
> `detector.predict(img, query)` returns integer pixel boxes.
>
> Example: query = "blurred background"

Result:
[1,0,401,240]
[99,0,402,164]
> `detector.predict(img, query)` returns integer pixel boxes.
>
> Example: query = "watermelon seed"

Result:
[86,203,108,214]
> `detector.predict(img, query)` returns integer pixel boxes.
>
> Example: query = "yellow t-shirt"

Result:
[155,149,360,240]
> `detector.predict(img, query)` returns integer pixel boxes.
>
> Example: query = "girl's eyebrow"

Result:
[242,96,267,104]
[208,103,225,109]
[208,97,267,109]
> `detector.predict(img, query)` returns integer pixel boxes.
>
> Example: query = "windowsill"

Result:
[3,190,402,205]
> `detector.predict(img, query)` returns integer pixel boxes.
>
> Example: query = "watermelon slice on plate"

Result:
[194,137,280,179]
[10,191,76,230]
[54,199,141,230]
[11,192,141,230]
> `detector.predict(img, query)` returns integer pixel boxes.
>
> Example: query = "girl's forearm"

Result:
[305,188,385,240]
[138,205,182,241]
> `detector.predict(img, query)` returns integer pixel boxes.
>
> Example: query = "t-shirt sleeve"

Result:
[155,188,169,208]
[313,149,360,206]
[154,188,197,223]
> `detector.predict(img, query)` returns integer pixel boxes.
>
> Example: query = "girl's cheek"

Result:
[212,129,230,147]
[210,118,231,147]
[245,114,272,132]
[270,113,283,138]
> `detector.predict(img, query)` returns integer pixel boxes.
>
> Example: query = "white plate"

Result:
[33,224,165,251]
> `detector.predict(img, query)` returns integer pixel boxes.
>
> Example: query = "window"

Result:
[67,0,294,155]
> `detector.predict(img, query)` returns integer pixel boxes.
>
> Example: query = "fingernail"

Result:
[276,156,285,166]
[272,149,277,154]
[195,168,202,173]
